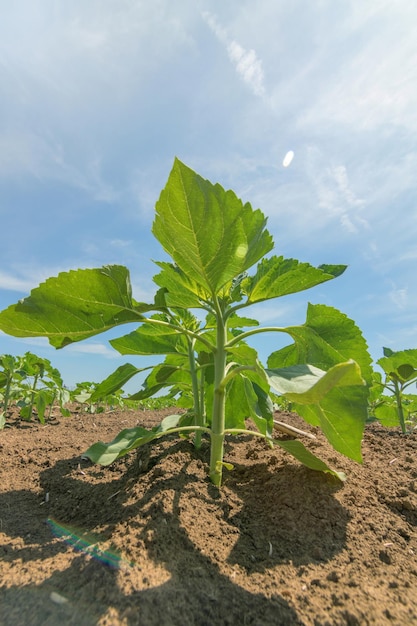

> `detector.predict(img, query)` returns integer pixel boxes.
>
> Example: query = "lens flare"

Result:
[47,518,133,569]
[282,150,294,167]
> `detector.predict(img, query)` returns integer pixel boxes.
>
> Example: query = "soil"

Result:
[0,406,416,626]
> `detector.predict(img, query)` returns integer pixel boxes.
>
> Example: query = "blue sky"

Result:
[1,1,416,393]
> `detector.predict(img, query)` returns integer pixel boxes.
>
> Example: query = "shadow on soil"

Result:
[0,439,349,625]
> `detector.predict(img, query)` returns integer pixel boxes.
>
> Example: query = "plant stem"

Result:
[188,339,203,449]
[226,325,287,348]
[209,300,227,487]
[2,375,13,416]
[28,374,39,421]
[393,379,407,434]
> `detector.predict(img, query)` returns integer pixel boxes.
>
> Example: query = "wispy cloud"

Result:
[0,271,37,293]
[202,11,266,97]
[65,342,119,358]
[296,3,417,133]
[306,148,368,234]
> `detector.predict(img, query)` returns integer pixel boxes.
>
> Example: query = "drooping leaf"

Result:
[242,256,346,304]
[152,158,273,294]
[268,303,373,385]
[224,374,255,430]
[0,266,147,348]
[266,361,367,462]
[84,414,184,465]
[250,382,274,436]
[266,361,364,401]
[274,439,346,481]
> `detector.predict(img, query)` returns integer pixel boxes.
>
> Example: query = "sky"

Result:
[1,0,417,394]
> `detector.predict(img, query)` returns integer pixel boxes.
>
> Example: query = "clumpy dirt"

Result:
[1,407,416,626]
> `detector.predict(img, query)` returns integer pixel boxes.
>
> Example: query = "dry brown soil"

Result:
[1,406,416,625]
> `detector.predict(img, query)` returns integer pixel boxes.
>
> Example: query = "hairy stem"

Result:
[209,300,227,487]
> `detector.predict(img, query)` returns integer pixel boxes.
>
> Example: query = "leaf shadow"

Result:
[223,459,349,571]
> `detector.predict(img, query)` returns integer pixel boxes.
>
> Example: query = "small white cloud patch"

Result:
[283,151,294,168]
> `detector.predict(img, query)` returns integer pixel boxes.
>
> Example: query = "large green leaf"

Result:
[152,158,273,294]
[274,439,346,481]
[268,304,373,385]
[0,266,147,348]
[242,257,346,304]
[110,316,189,356]
[266,361,367,462]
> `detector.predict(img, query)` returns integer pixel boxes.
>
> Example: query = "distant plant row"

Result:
[1,346,416,434]
[0,352,174,429]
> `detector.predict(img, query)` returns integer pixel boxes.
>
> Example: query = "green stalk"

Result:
[393,379,406,434]
[2,374,13,416]
[27,373,39,421]
[188,339,203,449]
[209,301,228,487]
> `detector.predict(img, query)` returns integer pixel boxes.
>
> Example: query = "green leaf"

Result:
[242,256,346,304]
[35,389,51,424]
[373,401,400,427]
[153,262,210,309]
[274,439,346,481]
[85,426,159,464]
[224,374,255,430]
[266,361,364,402]
[152,158,273,294]
[110,317,188,356]
[84,414,184,465]
[268,304,373,385]
[250,382,274,436]
[378,348,417,384]
[0,266,147,348]
[206,312,259,330]
[266,361,367,462]
[128,354,191,400]
[128,383,170,401]
[90,363,151,401]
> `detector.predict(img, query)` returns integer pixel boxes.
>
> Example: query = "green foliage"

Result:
[71,380,126,414]
[0,159,371,484]
[370,347,417,433]
[0,352,70,426]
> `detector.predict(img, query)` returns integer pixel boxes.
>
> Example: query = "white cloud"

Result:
[389,285,408,310]
[202,11,266,98]
[110,239,132,248]
[0,271,37,293]
[227,41,265,97]
[306,148,368,234]
[65,342,119,358]
[296,3,417,133]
